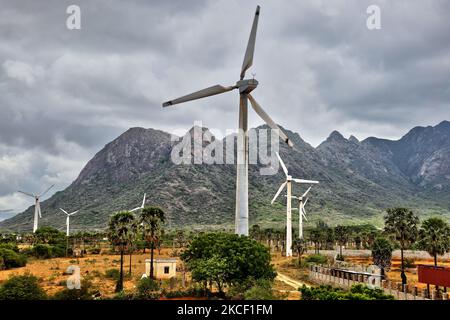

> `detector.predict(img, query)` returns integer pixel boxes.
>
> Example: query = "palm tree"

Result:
[108,211,135,292]
[371,237,393,279]
[127,220,138,276]
[384,208,419,285]
[292,238,307,265]
[139,206,165,279]
[418,217,450,267]
[309,228,322,254]
[335,225,349,260]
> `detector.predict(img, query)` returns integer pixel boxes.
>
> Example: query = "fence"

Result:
[308,265,449,300]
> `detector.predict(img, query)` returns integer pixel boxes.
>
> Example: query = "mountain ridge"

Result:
[1,121,449,233]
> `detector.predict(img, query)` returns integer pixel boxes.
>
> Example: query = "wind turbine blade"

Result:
[293,179,319,184]
[17,191,35,198]
[301,186,312,198]
[162,85,235,107]
[275,152,289,177]
[130,207,140,212]
[69,210,79,216]
[247,94,293,147]
[142,193,146,208]
[240,5,260,80]
[59,208,69,215]
[37,202,42,218]
[271,181,287,204]
[39,184,54,197]
[302,210,308,221]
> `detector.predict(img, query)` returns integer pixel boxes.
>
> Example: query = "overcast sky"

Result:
[0,0,449,214]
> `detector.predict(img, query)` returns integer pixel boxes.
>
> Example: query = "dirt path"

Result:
[276,272,309,290]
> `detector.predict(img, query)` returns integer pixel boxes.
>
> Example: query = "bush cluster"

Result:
[300,284,394,300]
[0,247,27,269]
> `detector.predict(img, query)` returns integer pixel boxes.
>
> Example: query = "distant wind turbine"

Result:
[59,208,79,237]
[162,6,293,236]
[271,153,318,257]
[17,184,54,233]
[130,193,146,213]
[292,186,313,239]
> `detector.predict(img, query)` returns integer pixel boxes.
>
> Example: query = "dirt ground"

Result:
[0,248,178,297]
[346,256,450,289]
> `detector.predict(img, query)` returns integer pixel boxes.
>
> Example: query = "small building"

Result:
[145,258,177,279]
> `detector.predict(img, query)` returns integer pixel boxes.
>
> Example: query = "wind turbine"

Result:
[17,184,54,233]
[292,186,313,239]
[162,6,293,236]
[130,193,146,213]
[271,153,318,257]
[59,208,79,237]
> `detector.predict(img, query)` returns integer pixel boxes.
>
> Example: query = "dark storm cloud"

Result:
[0,0,449,211]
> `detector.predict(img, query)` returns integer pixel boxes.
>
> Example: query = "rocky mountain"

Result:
[1,121,449,233]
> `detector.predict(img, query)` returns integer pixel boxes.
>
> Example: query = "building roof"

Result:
[145,258,177,263]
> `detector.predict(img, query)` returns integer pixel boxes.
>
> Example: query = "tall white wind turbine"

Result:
[292,186,312,240]
[162,6,293,236]
[59,208,79,237]
[17,184,54,233]
[130,193,146,212]
[271,153,318,257]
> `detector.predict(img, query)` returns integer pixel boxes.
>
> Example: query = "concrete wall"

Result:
[145,260,177,279]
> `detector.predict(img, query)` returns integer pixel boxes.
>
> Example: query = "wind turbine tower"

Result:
[17,184,54,233]
[162,6,293,236]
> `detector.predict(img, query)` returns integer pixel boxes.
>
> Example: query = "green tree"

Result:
[108,211,135,292]
[384,208,419,285]
[0,273,47,300]
[181,233,276,295]
[418,217,450,266]
[309,228,322,254]
[335,225,350,259]
[139,206,165,279]
[371,237,393,278]
[34,226,65,245]
[292,238,307,265]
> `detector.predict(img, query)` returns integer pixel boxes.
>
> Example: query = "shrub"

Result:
[0,248,27,269]
[404,258,415,268]
[0,273,47,300]
[243,280,277,300]
[136,277,160,298]
[0,243,20,252]
[305,254,328,264]
[300,284,394,300]
[89,247,101,254]
[104,268,120,281]
[30,244,65,259]
[336,254,345,261]
[52,279,94,300]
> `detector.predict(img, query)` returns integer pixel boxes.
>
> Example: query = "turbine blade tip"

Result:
[162,101,172,107]
[256,6,260,14]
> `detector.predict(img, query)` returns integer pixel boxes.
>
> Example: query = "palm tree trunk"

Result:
[129,246,132,275]
[434,254,437,267]
[400,247,407,285]
[117,246,124,292]
[150,238,155,279]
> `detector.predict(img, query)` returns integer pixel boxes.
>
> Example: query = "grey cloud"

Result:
[0,0,449,211]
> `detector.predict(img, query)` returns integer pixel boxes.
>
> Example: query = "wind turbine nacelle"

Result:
[237,79,258,94]
[287,175,292,181]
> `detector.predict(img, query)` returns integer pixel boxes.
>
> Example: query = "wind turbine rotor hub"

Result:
[236,79,258,94]
[287,175,292,181]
